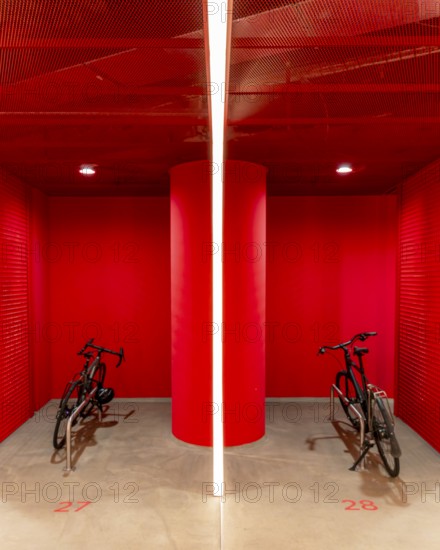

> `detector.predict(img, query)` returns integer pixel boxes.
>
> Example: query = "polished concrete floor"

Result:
[0,399,439,549]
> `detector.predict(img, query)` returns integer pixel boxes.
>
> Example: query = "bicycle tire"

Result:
[372,397,400,477]
[53,380,82,449]
[335,371,362,431]
[81,362,106,419]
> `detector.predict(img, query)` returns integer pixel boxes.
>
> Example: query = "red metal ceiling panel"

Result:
[227,0,440,194]
[2,1,440,195]
[0,0,209,196]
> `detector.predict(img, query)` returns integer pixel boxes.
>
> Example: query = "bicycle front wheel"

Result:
[372,397,400,477]
[81,362,106,419]
[53,381,82,449]
[335,371,362,431]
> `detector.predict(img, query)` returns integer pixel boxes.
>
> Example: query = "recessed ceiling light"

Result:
[79,164,96,176]
[336,164,353,174]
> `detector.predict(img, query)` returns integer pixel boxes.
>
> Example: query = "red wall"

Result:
[397,160,440,452]
[267,195,397,397]
[47,197,171,398]
[29,187,51,409]
[0,172,32,441]
[2,179,403,440]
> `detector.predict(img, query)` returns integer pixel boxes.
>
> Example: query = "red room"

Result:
[1,2,440,548]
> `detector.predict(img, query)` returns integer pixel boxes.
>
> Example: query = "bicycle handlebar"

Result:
[317,331,377,355]
[77,338,125,367]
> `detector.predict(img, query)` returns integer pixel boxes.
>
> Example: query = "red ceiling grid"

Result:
[0,0,207,96]
[227,0,440,195]
[0,0,209,196]
[0,174,32,442]
[397,159,440,452]
[2,1,440,195]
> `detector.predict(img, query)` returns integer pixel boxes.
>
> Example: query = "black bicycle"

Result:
[53,339,125,449]
[318,332,401,477]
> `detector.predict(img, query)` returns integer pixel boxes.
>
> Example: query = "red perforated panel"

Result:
[227,1,440,195]
[0,172,32,442]
[0,0,209,196]
[397,160,440,452]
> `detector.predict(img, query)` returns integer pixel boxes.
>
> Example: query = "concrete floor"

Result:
[0,399,439,549]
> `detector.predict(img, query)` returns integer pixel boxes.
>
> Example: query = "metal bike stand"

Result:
[64,386,98,473]
[330,384,366,470]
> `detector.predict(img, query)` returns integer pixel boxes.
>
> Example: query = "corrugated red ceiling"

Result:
[1,1,440,195]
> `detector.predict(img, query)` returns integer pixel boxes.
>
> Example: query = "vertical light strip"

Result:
[206,0,232,497]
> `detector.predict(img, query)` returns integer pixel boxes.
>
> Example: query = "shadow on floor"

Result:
[307,419,407,506]
[50,404,137,471]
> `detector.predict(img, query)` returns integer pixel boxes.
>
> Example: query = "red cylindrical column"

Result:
[223,161,267,446]
[170,161,212,445]
[170,160,266,446]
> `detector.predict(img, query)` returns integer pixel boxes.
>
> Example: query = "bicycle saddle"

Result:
[354,346,369,356]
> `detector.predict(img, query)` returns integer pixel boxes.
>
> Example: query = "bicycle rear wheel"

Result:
[53,381,82,449]
[335,371,362,430]
[372,397,400,477]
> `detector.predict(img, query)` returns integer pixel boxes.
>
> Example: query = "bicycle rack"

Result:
[64,386,99,473]
[367,384,401,459]
[330,384,367,471]
[367,384,395,424]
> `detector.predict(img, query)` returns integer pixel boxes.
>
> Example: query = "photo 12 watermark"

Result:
[401,482,440,504]
[201,400,337,426]
[0,320,140,345]
[0,238,143,266]
[1,481,140,507]
[201,240,341,264]
[202,320,340,344]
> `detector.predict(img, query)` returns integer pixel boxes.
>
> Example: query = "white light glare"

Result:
[336,164,353,174]
[79,164,96,176]
[207,0,229,498]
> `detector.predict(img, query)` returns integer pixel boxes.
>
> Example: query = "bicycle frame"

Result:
[57,353,104,413]
[81,353,104,393]
[339,348,396,434]
[341,348,371,429]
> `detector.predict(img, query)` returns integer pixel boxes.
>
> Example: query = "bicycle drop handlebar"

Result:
[317,331,377,355]
[77,338,125,367]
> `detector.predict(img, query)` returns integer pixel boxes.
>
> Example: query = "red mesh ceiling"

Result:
[227,0,440,195]
[1,1,440,195]
[0,0,208,196]
[1,1,204,84]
